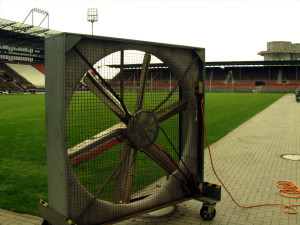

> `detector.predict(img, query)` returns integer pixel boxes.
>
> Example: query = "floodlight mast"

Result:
[23,8,49,28]
[87,8,98,35]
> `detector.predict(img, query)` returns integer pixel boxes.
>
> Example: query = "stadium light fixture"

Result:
[23,8,49,28]
[87,8,98,35]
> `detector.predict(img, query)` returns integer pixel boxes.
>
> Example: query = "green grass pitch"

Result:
[0,93,284,215]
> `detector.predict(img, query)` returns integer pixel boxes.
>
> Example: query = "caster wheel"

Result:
[42,220,51,225]
[200,206,216,221]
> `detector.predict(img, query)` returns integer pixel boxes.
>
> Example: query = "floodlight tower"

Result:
[87,8,98,35]
[23,8,49,28]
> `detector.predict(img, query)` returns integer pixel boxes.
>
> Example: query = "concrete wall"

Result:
[259,41,300,61]
[263,53,291,61]
[291,53,300,60]
[267,41,292,52]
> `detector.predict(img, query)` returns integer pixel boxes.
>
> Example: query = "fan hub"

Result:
[128,110,159,151]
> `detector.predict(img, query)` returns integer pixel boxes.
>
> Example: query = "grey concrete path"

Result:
[1,94,299,225]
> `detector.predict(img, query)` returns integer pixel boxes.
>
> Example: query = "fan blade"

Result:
[155,98,188,123]
[114,53,151,204]
[135,53,151,112]
[83,72,129,122]
[68,122,127,163]
[151,56,199,113]
[144,141,179,174]
[70,136,127,167]
[74,46,131,118]
[114,141,137,204]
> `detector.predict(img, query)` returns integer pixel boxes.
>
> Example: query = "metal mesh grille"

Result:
[66,47,182,218]
[43,33,205,225]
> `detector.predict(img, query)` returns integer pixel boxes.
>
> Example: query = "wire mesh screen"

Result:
[66,46,186,222]
[43,33,205,225]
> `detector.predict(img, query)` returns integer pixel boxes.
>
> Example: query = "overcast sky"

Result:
[1,0,300,61]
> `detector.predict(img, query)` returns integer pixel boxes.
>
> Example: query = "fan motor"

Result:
[127,110,159,151]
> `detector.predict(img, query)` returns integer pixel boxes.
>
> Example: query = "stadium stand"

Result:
[32,64,45,74]
[1,16,299,94]
[107,62,300,93]
[0,71,21,90]
[6,63,45,88]
[0,63,34,89]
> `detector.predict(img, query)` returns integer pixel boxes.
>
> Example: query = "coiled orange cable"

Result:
[200,99,300,214]
[276,181,300,199]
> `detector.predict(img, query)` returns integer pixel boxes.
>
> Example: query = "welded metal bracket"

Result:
[202,182,221,201]
[193,181,221,204]
[39,199,77,225]
[65,34,81,53]
[195,82,203,95]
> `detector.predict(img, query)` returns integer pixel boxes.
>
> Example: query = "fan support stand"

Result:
[141,206,177,218]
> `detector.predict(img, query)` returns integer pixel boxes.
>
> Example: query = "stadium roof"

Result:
[0,18,61,50]
[1,18,300,68]
[108,61,300,70]
[206,60,300,67]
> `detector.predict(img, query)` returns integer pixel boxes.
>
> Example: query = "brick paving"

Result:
[0,208,43,225]
[1,94,299,225]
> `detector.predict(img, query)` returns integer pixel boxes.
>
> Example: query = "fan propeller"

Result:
[41,34,218,225]
[67,52,192,205]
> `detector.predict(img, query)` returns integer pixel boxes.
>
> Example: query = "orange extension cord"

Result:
[200,99,300,214]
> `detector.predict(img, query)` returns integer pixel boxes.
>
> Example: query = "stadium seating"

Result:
[0,70,20,89]
[0,63,34,89]
[6,63,44,88]
[0,78,21,90]
[1,60,298,93]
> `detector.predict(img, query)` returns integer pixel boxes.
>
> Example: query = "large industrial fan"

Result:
[40,33,221,225]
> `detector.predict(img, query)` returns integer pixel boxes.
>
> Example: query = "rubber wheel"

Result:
[41,220,50,225]
[200,206,216,221]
